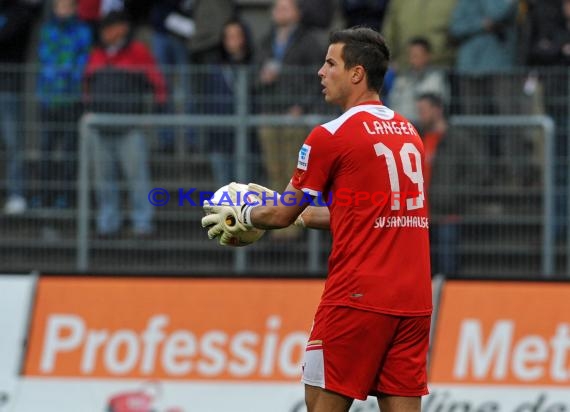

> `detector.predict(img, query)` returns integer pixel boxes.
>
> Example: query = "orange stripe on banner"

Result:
[24,277,324,381]
[430,281,570,386]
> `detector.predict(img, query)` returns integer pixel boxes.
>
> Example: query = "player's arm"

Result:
[246,181,331,230]
[262,124,334,230]
[296,205,330,230]
[203,125,335,239]
[249,183,308,230]
[201,182,323,242]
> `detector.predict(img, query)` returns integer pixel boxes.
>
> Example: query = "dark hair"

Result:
[221,18,254,64]
[329,27,390,93]
[417,92,444,109]
[99,10,131,29]
[408,36,432,53]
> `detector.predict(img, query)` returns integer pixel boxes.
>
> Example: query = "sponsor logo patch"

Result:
[298,144,311,170]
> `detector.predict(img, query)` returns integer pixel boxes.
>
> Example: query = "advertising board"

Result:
[19,277,324,411]
[427,281,570,409]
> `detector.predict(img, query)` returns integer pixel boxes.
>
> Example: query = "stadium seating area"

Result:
[0,0,568,278]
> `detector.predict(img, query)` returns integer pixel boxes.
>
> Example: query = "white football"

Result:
[204,183,265,247]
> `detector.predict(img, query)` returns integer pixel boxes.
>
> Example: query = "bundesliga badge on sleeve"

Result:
[202,183,265,247]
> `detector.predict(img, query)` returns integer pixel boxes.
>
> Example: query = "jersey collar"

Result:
[355,100,383,106]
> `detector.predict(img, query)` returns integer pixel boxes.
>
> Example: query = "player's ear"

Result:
[351,66,365,84]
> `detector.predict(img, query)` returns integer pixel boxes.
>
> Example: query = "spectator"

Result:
[149,1,195,81]
[527,0,570,124]
[84,11,167,237]
[381,64,396,105]
[219,18,254,65]
[0,0,41,214]
[254,0,325,239]
[416,93,483,275]
[382,0,457,69]
[297,0,336,47]
[34,0,93,209]
[449,0,518,77]
[99,0,124,15]
[299,0,335,30]
[388,37,449,124]
[189,0,235,63]
[527,0,570,238]
[149,0,196,153]
[528,0,570,66]
[77,0,153,38]
[201,18,255,186]
[148,0,234,152]
[255,0,324,188]
[76,0,122,36]
[521,0,561,168]
[341,0,389,32]
[77,0,103,34]
[449,0,525,183]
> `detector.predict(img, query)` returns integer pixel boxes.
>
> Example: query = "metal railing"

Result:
[449,115,555,276]
[77,112,332,273]
[0,65,568,277]
[75,113,556,276]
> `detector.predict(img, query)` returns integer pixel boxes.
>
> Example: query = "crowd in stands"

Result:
[0,0,569,270]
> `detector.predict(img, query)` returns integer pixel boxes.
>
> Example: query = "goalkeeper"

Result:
[202,27,432,412]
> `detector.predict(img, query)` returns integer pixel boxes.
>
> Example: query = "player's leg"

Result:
[305,384,353,412]
[377,394,420,412]
[374,315,431,410]
[301,306,399,411]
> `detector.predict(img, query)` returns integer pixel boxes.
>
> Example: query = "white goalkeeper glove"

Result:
[202,181,242,216]
[201,203,254,238]
[203,182,278,241]
[202,182,260,245]
[246,182,281,206]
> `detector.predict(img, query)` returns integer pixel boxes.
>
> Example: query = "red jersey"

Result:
[85,40,167,104]
[291,101,432,316]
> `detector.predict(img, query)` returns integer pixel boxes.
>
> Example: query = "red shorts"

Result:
[301,305,430,400]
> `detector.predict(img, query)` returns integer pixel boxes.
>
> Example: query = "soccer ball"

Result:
[204,183,265,247]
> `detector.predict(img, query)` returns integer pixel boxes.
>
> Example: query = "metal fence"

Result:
[0,65,568,277]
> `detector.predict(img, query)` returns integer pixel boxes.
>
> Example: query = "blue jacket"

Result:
[449,0,518,74]
[36,16,92,106]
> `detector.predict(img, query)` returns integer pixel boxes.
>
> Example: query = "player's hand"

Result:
[201,204,253,242]
[247,182,280,206]
[203,181,242,216]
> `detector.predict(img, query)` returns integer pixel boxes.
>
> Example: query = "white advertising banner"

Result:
[11,381,570,412]
[0,274,36,411]
[14,379,381,412]
[425,385,570,410]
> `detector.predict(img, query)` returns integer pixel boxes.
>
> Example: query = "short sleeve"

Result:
[290,125,337,196]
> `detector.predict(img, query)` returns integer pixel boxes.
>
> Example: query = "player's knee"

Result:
[305,385,353,412]
[378,394,421,412]
[304,384,321,412]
